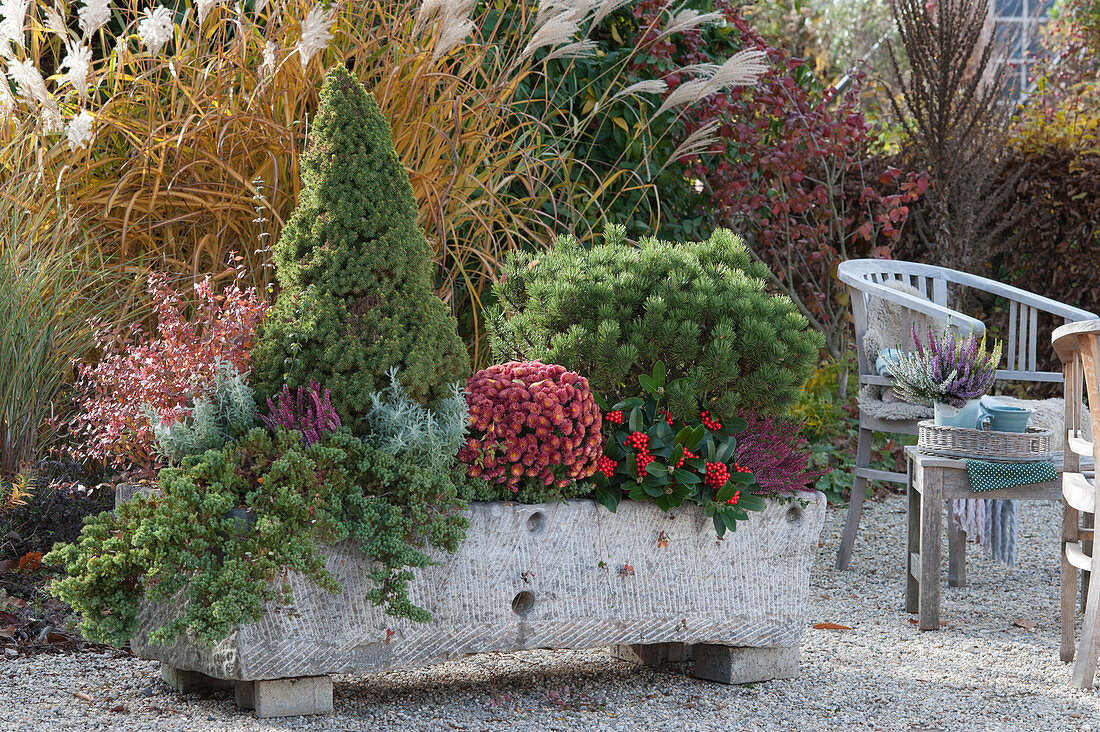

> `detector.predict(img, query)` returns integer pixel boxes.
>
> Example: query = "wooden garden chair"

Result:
[835,259,1095,571]
[1053,320,1100,688]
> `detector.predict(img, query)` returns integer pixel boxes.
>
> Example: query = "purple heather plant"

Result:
[261,381,341,444]
[887,327,1002,408]
[734,412,827,496]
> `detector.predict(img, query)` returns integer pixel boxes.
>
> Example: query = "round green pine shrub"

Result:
[488,226,823,423]
[252,65,469,429]
[46,427,468,647]
[457,361,603,496]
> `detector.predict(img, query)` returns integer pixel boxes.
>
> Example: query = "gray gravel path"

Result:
[4,495,1100,731]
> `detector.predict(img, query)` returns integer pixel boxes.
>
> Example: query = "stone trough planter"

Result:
[131,494,826,718]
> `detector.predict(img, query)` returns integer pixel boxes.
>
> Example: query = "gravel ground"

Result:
[4,495,1100,732]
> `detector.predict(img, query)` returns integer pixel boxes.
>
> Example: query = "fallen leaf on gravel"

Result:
[907,618,949,626]
[1013,618,1037,630]
[46,632,68,643]
[0,559,16,573]
[73,692,93,702]
[813,622,852,630]
[0,624,15,638]
[108,704,127,713]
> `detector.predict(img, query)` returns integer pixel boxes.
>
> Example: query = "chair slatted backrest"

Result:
[840,259,1097,389]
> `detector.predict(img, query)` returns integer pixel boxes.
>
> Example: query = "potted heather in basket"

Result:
[886,327,1002,428]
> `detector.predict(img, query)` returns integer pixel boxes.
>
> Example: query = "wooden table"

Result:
[905,446,1065,630]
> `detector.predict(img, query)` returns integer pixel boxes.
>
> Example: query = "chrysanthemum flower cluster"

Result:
[458,360,603,491]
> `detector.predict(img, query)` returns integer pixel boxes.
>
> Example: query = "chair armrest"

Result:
[846,278,987,335]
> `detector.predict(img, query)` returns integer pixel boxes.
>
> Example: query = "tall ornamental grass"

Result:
[0,0,767,365]
[0,132,138,476]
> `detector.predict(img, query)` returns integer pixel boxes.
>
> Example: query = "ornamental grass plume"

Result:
[0,0,772,371]
[138,6,174,56]
[886,327,1002,408]
[77,0,110,37]
[59,41,93,96]
[296,4,334,67]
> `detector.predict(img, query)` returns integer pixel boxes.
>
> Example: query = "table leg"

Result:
[948,515,966,588]
[906,454,919,614]
[919,467,942,630]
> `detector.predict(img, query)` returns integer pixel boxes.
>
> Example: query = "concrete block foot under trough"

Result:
[134,496,825,717]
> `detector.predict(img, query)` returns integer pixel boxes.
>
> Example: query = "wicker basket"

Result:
[916,421,1054,462]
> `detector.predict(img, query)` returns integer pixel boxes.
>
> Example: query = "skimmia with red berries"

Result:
[587,363,765,537]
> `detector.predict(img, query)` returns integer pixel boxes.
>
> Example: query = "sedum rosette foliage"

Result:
[47,427,469,647]
[886,327,1002,408]
[458,361,603,497]
[488,225,822,425]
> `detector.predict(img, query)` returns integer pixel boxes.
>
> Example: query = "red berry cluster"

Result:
[597,456,618,477]
[625,431,655,475]
[704,461,729,490]
[675,449,697,469]
[733,462,751,474]
[726,490,741,505]
[605,410,624,425]
[659,408,674,426]
[700,410,722,431]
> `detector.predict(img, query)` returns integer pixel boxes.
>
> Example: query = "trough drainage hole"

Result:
[512,591,535,616]
[786,505,803,523]
[526,511,544,532]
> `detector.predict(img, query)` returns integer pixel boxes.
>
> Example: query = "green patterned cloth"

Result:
[963,460,1058,493]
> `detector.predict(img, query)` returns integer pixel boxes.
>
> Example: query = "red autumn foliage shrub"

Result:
[261,382,341,445]
[734,411,826,495]
[458,361,603,491]
[626,1,927,358]
[67,265,268,472]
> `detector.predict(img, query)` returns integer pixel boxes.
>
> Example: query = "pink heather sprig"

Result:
[261,381,341,445]
[458,361,604,491]
[734,411,827,496]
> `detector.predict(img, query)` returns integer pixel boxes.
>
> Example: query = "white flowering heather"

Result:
[77,0,110,37]
[60,40,92,96]
[65,109,94,150]
[296,4,334,68]
[885,328,1002,408]
[197,0,228,24]
[137,6,173,56]
[0,0,29,56]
